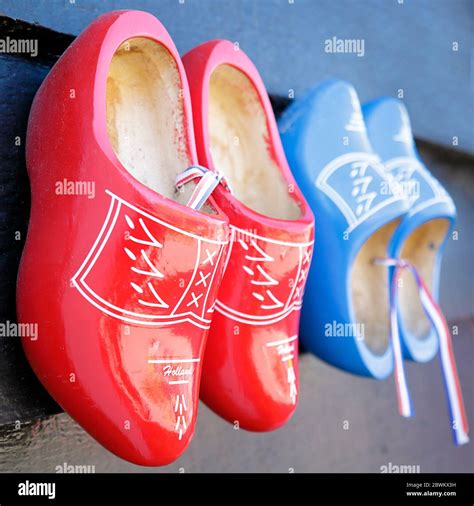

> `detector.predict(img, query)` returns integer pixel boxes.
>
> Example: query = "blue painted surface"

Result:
[364,97,457,363]
[279,80,409,378]
[1,0,472,153]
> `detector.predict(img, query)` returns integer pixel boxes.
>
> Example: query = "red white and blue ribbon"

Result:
[375,258,469,446]
[176,165,230,210]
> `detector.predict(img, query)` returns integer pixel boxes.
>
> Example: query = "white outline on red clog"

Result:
[72,190,227,329]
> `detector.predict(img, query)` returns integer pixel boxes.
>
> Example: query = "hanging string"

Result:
[374,257,469,446]
[176,165,231,210]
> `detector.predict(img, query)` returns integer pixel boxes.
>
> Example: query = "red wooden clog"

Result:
[182,41,315,431]
[17,11,229,466]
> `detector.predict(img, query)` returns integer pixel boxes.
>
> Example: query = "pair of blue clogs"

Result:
[279,81,456,380]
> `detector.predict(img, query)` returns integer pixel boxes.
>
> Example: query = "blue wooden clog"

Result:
[279,81,409,378]
[363,97,456,363]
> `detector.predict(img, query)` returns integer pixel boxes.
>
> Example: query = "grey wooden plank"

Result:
[0,0,472,153]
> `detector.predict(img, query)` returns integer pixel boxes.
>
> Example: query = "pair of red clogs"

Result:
[17,10,314,466]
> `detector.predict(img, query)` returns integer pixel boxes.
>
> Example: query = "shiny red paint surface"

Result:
[183,41,315,431]
[17,11,229,466]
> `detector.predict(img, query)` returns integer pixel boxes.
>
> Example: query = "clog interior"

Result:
[351,220,399,354]
[208,64,300,219]
[106,37,199,208]
[351,218,449,354]
[398,218,449,340]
